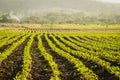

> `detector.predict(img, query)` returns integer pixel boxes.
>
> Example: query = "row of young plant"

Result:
[65,34,119,52]
[0,34,30,65]
[45,33,99,80]
[92,34,120,43]
[62,35,120,63]
[74,35,120,56]
[0,30,25,40]
[37,34,61,80]
[87,35,120,45]
[0,30,16,38]
[21,29,55,33]
[72,36,120,63]
[78,36,120,51]
[14,34,34,80]
[0,33,19,44]
[50,34,120,78]
[0,34,26,48]
[13,33,61,80]
[58,32,120,48]
[0,35,8,40]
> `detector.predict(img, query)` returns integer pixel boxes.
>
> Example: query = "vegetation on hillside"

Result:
[0,12,120,24]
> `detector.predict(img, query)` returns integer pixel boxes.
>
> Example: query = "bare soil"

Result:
[0,36,29,80]
[29,36,52,80]
[42,34,81,80]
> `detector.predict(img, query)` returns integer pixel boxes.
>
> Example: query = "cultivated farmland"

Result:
[0,24,120,80]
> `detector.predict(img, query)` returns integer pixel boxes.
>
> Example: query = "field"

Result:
[0,23,120,80]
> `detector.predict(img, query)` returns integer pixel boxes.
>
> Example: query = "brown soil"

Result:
[42,34,81,80]
[55,36,119,80]
[72,54,119,80]
[0,36,29,80]
[29,36,52,80]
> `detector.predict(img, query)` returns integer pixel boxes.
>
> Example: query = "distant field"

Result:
[0,23,120,80]
[0,23,120,32]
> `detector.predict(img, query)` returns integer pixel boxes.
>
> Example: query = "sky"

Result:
[0,0,120,13]
[97,0,120,3]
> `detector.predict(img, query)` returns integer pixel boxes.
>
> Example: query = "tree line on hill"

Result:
[0,12,120,24]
